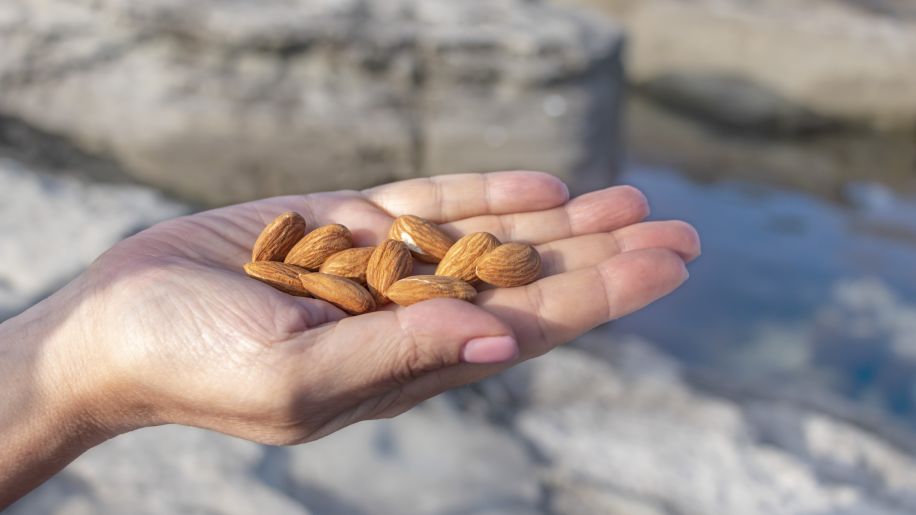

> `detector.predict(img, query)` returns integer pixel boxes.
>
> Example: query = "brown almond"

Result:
[475,242,541,287]
[319,247,375,284]
[243,261,311,297]
[299,273,375,315]
[387,275,477,307]
[435,232,501,282]
[387,215,455,264]
[251,211,307,262]
[366,240,413,305]
[284,224,353,270]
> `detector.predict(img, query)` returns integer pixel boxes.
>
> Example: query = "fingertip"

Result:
[566,185,651,235]
[614,184,651,220]
[615,219,702,263]
[487,171,571,212]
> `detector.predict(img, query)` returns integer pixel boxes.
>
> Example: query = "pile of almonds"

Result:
[243,212,541,315]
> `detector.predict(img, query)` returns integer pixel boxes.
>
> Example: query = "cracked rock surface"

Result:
[0,0,624,205]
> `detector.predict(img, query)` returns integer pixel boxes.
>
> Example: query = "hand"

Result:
[5,172,699,458]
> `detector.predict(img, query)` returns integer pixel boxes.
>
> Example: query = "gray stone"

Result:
[0,0,624,205]
[278,396,542,515]
[0,157,186,321]
[554,0,916,132]
[10,426,312,515]
[507,340,916,515]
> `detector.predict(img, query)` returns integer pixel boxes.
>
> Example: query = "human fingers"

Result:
[535,220,701,276]
[362,171,569,222]
[478,247,688,357]
[442,185,650,244]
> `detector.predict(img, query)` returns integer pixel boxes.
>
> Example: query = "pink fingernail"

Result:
[461,336,519,364]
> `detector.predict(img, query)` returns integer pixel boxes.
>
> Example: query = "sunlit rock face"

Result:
[555,0,916,133]
[0,0,624,205]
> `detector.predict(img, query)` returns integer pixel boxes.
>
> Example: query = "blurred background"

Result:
[3,0,916,514]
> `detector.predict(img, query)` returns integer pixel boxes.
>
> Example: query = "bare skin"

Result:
[0,171,700,508]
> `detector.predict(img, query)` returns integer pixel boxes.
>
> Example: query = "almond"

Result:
[251,211,307,262]
[435,232,501,282]
[387,275,477,306]
[299,273,376,315]
[475,242,541,287]
[387,215,455,264]
[366,240,413,305]
[319,247,375,284]
[243,261,311,297]
[284,224,353,270]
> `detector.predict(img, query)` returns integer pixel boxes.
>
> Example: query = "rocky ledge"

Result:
[0,0,624,205]
[557,0,916,134]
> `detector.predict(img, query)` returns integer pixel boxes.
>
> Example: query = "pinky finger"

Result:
[477,247,689,358]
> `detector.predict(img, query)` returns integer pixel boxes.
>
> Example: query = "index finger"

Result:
[362,171,570,223]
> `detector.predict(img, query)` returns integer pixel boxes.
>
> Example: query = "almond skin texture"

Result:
[284,224,353,270]
[435,232,501,282]
[251,211,307,262]
[319,247,375,284]
[387,275,477,306]
[243,261,311,297]
[299,273,375,315]
[387,215,455,264]
[475,242,542,287]
[366,240,413,304]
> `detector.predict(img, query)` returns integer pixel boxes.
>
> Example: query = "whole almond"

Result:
[243,261,311,296]
[475,242,541,287]
[299,273,376,315]
[251,211,307,262]
[319,247,375,284]
[285,224,353,270]
[387,275,477,306]
[435,232,501,282]
[388,215,455,264]
[366,240,413,304]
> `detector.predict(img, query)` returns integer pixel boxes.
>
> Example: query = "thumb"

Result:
[320,298,518,392]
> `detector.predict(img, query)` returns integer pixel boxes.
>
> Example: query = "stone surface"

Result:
[0,157,186,321]
[0,0,624,205]
[555,0,916,132]
[506,338,916,515]
[277,397,542,515]
[12,398,542,515]
[9,426,313,515]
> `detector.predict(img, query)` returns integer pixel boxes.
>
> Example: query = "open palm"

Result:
[82,172,698,444]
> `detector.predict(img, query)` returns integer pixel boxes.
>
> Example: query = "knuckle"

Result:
[388,337,446,385]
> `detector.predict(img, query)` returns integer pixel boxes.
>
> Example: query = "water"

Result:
[611,165,916,424]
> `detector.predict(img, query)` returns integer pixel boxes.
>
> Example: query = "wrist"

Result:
[0,278,128,454]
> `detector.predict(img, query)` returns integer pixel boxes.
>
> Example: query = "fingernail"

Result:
[559,181,571,201]
[461,336,519,364]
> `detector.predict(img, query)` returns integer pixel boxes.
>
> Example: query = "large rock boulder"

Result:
[555,0,916,133]
[0,0,624,205]
[507,338,916,515]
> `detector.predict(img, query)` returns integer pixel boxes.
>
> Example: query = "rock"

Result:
[0,157,186,321]
[505,340,916,515]
[277,396,542,515]
[9,426,312,515]
[0,0,624,205]
[12,397,541,515]
[554,0,916,132]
